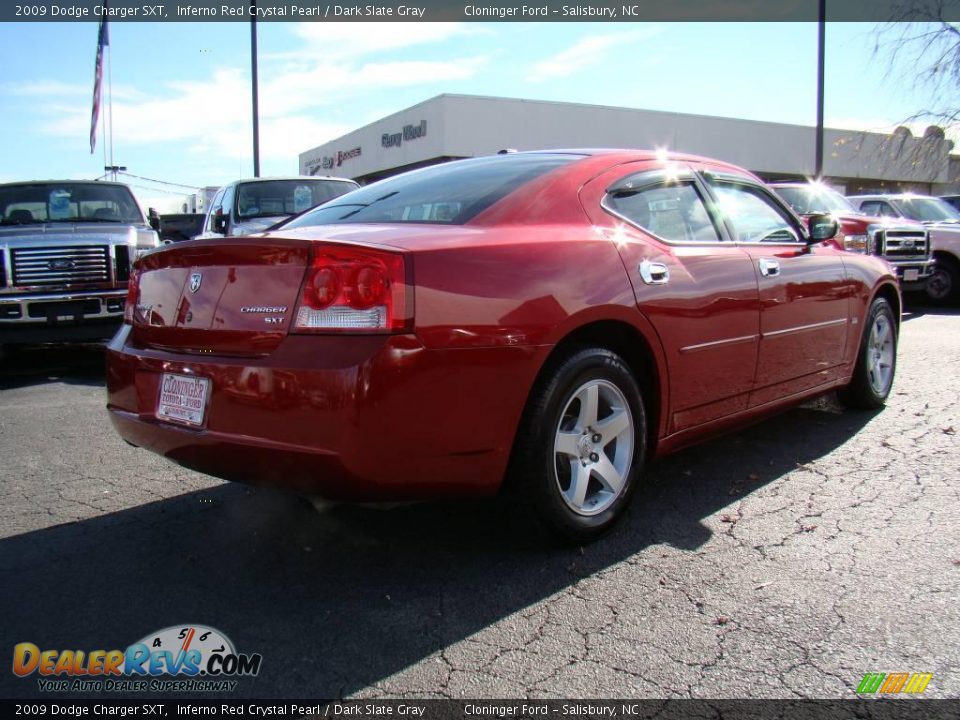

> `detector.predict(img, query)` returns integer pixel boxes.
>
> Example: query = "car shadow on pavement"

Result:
[0,345,106,390]
[0,398,877,699]
[901,304,960,322]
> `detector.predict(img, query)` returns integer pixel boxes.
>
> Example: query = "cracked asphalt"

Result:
[0,307,958,700]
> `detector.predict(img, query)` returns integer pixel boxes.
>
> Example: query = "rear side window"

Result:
[606,182,722,243]
[860,201,896,218]
[282,153,580,228]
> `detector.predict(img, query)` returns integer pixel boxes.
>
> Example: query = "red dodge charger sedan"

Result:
[106,150,900,539]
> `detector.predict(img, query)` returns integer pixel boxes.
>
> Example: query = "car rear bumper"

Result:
[105,325,543,501]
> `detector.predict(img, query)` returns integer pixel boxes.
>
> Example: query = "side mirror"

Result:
[805,213,839,242]
[213,209,227,234]
[147,207,161,232]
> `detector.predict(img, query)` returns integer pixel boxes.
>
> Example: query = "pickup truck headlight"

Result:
[843,234,868,253]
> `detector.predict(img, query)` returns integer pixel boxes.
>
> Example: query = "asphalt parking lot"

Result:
[1,307,958,700]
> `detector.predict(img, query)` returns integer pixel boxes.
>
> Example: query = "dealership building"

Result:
[299,93,960,194]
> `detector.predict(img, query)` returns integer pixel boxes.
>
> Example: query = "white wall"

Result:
[299,94,952,185]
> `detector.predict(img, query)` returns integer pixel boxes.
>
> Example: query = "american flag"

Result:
[89,11,109,154]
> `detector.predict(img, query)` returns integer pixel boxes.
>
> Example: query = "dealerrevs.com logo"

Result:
[13,625,262,693]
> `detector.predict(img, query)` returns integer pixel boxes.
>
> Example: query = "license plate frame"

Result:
[903,268,920,282]
[157,373,211,428]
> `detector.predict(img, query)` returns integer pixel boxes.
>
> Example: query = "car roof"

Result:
[228,176,358,185]
[848,193,938,200]
[0,180,132,188]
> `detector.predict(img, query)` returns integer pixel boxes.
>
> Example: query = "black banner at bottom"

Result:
[1,699,959,720]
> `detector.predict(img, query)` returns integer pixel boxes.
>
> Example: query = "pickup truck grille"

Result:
[11,245,111,287]
[879,230,928,259]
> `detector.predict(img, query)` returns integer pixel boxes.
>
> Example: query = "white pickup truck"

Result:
[0,180,159,355]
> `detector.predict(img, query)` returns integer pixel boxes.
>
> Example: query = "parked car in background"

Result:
[158,213,205,244]
[937,194,960,213]
[771,182,933,293]
[194,176,360,240]
[0,180,159,356]
[107,150,900,540]
[849,193,960,304]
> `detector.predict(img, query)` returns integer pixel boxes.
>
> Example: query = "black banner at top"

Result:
[0,700,959,719]
[3,0,960,22]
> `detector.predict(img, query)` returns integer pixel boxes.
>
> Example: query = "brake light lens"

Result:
[122,265,141,324]
[294,244,412,333]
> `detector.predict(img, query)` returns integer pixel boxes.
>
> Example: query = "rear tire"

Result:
[838,297,897,409]
[925,256,959,306]
[511,347,647,542]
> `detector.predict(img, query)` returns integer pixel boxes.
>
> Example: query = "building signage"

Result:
[306,156,335,175]
[382,120,427,149]
[336,147,362,166]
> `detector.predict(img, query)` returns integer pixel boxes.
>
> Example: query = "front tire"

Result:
[512,347,647,541]
[838,297,897,409]
[925,256,959,306]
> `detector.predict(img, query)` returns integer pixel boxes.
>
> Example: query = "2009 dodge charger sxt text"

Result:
[106,150,900,539]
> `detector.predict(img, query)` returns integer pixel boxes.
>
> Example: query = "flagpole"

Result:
[102,101,108,173]
[107,38,115,180]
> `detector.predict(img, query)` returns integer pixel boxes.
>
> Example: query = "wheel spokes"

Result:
[576,384,599,429]
[554,378,636,517]
[595,407,630,444]
[555,431,581,458]
[565,461,591,509]
[593,453,625,494]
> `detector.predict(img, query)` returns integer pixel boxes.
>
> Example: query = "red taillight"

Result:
[293,244,412,333]
[122,265,141,324]
[305,267,340,309]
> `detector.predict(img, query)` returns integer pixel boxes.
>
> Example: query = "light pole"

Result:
[815,0,826,178]
[250,0,261,178]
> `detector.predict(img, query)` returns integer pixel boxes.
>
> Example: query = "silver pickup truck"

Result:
[0,180,159,354]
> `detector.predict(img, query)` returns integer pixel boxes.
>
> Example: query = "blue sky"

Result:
[0,21,948,210]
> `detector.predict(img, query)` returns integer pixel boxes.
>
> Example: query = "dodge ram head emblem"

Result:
[189,272,202,293]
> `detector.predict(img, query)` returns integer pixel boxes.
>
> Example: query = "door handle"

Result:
[639,260,670,285]
[758,258,780,277]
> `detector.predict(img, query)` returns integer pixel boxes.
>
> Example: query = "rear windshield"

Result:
[281,153,580,228]
[0,183,144,225]
[234,179,359,220]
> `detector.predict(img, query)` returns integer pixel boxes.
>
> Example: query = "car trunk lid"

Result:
[131,239,311,356]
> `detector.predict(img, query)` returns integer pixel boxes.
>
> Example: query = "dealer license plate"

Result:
[904,269,920,282]
[157,373,210,428]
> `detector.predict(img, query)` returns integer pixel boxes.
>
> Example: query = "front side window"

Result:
[710,182,801,243]
[205,188,225,232]
[605,182,721,243]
